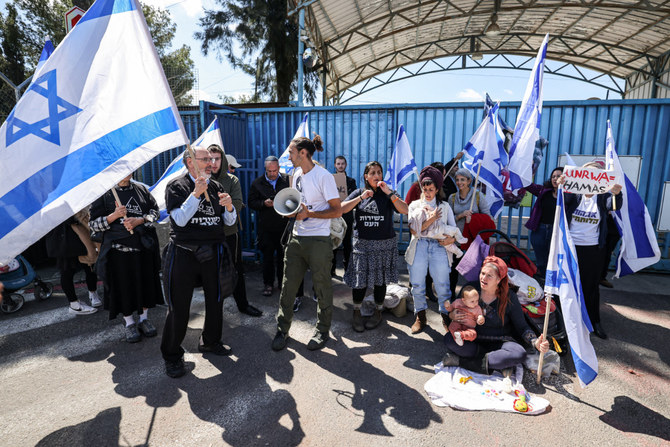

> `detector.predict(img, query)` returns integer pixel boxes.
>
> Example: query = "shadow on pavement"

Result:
[62,322,304,447]
[36,407,122,447]
[297,322,443,436]
[599,396,670,442]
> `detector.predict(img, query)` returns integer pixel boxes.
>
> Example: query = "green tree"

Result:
[196,0,319,104]
[8,0,195,105]
[0,3,27,119]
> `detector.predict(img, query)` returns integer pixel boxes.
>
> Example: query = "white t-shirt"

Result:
[570,196,600,246]
[292,164,340,237]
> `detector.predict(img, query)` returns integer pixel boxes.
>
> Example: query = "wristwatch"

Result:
[387,190,397,198]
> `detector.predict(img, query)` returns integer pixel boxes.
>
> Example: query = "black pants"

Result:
[352,285,387,305]
[226,233,250,311]
[576,244,605,324]
[259,229,284,287]
[161,246,223,362]
[332,213,353,273]
[60,263,97,303]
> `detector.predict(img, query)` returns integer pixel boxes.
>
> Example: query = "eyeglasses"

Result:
[195,157,216,163]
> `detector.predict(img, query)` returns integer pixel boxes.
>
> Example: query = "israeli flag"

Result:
[605,120,660,277]
[507,34,549,192]
[0,0,188,260]
[384,125,419,190]
[279,113,309,174]
[150,118,224,221]
[545,186,598,387]
[34,38,55,75]
[462,103,507,218]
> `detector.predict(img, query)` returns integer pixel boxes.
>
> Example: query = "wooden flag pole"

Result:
[186,143,210,202]
[536,291,552,384]
[110,187,133,235]
[469,163,482,211]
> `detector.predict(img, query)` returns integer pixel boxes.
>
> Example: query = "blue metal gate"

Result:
[140,99,670,272]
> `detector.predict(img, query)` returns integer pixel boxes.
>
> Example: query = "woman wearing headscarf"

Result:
[442,256,549,374]
[341,161,408,331]
[90,174,164,343]
[406,166,457,334]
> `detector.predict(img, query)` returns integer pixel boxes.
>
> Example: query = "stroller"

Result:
[477,229,569,356]
[0,256,53,314]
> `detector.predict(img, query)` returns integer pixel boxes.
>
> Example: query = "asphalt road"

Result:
[0,261,669,447]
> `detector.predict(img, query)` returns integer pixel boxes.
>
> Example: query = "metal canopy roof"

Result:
[289,0,670,102]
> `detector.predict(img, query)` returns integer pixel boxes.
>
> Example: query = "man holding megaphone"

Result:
[271,135,342,352]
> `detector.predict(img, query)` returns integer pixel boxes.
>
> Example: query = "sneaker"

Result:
[165,358,186,378]
[293,296,302,313]
[306,330,329,351]
[89,291,102,308]
[271,330,288,351]
[138,319,157,337]
[124,323,141,343]
[198,341,232,356]
[69,301,98,316]
[262,285,273,296]
[454,331,464,346]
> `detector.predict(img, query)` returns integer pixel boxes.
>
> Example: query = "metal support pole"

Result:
[297,7,305,107]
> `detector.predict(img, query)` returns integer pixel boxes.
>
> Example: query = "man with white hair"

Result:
[160,146,238,378]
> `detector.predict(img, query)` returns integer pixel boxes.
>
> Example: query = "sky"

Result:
[7,0,622,106]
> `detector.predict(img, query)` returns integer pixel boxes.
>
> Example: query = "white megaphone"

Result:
[273,187,302,217]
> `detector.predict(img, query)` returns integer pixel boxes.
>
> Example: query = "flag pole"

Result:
[187,143,211,202]
[536,291,552,384]
[110,187,133,235]
[469,163,482,211]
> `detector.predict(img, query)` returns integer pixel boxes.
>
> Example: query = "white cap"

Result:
[226,154,242,168]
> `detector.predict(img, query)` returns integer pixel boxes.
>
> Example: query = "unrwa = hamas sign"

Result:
[563,165,620,194]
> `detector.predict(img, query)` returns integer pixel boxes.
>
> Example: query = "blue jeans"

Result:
[408,238,451,314]
[530,223,552,278]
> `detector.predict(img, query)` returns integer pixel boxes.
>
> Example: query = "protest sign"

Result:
[562,166,619,194]
[333,173,348,200]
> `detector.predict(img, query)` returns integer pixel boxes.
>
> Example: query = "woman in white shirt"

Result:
[559,162,622,339]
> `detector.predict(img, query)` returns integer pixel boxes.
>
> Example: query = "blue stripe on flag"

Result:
[149,154,185,191]
[0,107,180,239]
[570,346,598,385]
[79,0,136,24]
[395,159,417,184]
[619,175,657,259]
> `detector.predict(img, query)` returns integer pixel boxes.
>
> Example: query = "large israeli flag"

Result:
[605,121,660,277]
[462,103,507,218]
[150,118,224,221]
[507,34,549,192]
[384,125,419,190]
[279,113,309,174]
[545,186,598,387]
[0,0,188,260]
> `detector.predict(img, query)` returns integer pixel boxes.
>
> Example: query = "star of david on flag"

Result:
[0,0,188,260]
[5,70,82,146]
